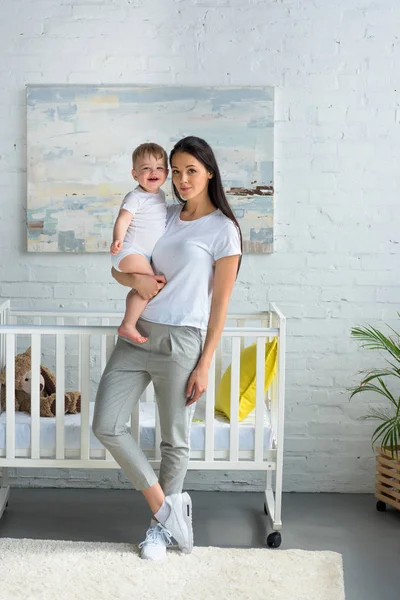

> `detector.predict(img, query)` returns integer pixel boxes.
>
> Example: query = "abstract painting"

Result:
[27,86,274,253]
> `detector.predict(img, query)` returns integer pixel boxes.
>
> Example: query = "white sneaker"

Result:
[156,492,193,554]
[139,523,173,560]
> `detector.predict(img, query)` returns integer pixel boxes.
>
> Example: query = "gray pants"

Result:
[93,319,203,496]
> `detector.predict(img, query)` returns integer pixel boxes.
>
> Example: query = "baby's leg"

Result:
[117,254,154,344]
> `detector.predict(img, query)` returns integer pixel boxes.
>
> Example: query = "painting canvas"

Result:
[26,86,274,253]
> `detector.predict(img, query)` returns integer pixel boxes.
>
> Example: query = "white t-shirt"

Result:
[120,186,166,259]
[141,205,242,330]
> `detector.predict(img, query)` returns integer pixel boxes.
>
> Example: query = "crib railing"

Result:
[0,305,285,473]
[0,300,11,372]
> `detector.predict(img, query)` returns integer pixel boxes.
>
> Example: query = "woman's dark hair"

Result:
[169,136,242,271]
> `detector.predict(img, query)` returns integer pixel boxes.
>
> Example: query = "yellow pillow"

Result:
[215,339,277,421]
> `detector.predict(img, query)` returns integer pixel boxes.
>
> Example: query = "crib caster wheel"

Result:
[376,500,386,512]
[267,532,281,548]
[264,502,268,516]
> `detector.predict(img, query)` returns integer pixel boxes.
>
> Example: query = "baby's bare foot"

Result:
[118,323,148,344]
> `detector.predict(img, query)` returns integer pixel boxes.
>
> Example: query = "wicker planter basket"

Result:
[375,446,400,512]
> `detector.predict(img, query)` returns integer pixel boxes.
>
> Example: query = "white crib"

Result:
[0,299,286,548]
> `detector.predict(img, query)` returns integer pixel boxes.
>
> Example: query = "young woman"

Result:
[93,136,242,560]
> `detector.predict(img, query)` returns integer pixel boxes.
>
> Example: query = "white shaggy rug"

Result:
[0,538,345,600]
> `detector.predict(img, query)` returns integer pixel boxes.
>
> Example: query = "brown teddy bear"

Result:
[0,347,81,417]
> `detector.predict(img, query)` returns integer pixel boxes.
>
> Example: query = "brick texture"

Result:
[1,0,400,492]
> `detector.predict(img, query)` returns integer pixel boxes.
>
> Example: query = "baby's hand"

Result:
[110,240,122,255]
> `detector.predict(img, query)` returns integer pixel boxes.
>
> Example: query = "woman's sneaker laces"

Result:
[139,523,173,560]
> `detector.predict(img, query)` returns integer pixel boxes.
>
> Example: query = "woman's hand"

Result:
[111,268,166,300]
[135,274,167,300]
[185,365,208,406]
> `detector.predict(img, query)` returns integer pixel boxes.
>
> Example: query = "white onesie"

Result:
[111,185,167,271]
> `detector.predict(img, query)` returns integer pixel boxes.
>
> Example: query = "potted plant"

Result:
[350,317,400,512]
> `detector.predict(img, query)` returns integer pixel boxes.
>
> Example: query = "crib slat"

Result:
[30,334,41,459]
[254,337,265,463]
[155,403,161,460]
[0,310,3,369]
[270,359,277,413]
[0,311,4,370]
[6,334,15,459]
[80,335,90,460]
[269,307,277,414]
[106,334,115,363]
[237,319,246,352]
[0,313,2,371]
[78,317,87,391]
[56,333,65,460]
[205,354,215,462]
[265,315,272,407]
[215,341,222,393]
[229,337,240,462]
[0,305,7,369]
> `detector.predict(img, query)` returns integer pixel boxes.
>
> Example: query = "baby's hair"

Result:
[132,143,168,169]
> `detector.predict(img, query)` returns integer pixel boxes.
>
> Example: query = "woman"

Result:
[93,136,242,560]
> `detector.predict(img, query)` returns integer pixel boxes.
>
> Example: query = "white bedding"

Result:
[0,402,273,454]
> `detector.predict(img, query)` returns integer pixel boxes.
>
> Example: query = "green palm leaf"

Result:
[351,326,400,362]
[358,368,400,384]
[349,381,397,406]
[350,318,400,456]
[359,405,393,421]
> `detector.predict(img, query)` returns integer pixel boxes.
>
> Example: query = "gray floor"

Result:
[1,490,399,600]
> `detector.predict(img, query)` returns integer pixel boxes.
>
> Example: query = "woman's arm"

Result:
[185,254,240,405]
[111,268,166,300]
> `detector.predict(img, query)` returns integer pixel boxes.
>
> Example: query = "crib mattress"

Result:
[0,402,273,454]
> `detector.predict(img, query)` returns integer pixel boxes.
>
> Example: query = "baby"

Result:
[111,142,168,343]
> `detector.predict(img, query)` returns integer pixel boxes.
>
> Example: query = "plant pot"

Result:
[375,446,400,511]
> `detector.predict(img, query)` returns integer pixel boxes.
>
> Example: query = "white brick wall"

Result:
[1,0,400,492]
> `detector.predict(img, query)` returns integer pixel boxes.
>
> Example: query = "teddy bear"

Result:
[0,347,81,417]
